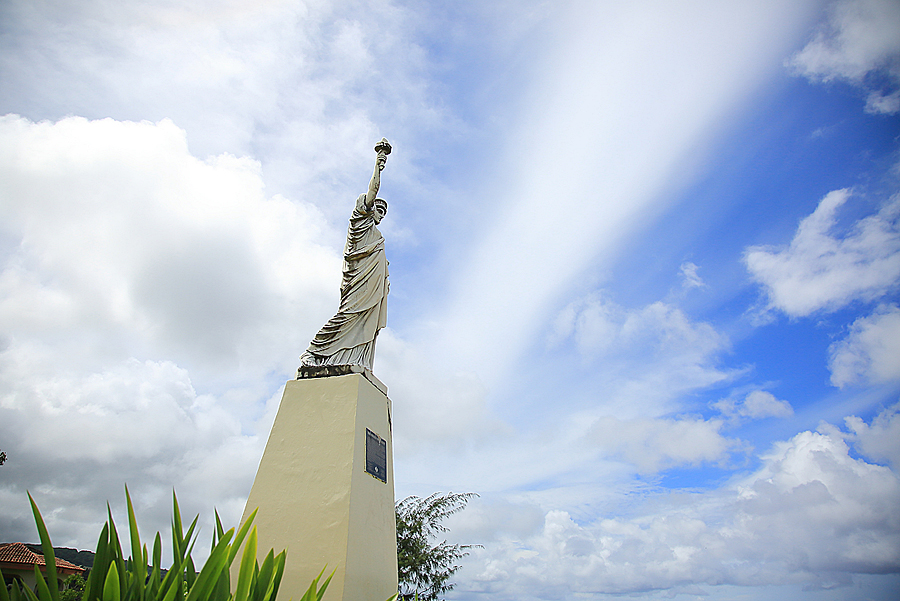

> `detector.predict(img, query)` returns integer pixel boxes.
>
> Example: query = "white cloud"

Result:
[455,415,900,598]
[865,89,900,114]
[0,114,341,553]
[788,0,900,114]
[587,415,734,474]
[373,329,508,452]
[431,0,818,384]
[0,115,338,381]
[744,189,900,317]
[0,352,273,557]
[679,261,706,289]
[505,292,745,477]
[0,0,466,227]
[554,295,726,362]
[551,293,736,417]
[714,390,794,421]
[841,401,900,468]
[829,304,900,387]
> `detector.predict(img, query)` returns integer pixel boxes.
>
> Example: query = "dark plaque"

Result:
[365,428,387,483]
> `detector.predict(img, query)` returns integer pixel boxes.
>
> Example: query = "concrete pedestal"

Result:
[237,373,397,601]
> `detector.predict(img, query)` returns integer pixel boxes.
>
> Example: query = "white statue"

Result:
[300,138,392,371]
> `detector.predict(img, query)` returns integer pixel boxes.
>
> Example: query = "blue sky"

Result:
[1,0,899,599]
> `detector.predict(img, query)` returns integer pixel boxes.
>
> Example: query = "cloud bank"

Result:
[0,114,338,549]
[456,406,900,598]
[745,188,900,318]
[788,0,900,114]
[829,304,900,387]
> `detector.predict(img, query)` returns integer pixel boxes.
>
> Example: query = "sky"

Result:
[1,0,899,599]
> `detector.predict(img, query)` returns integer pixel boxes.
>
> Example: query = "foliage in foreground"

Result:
[60,575,84,601]
[395,492,479,601]
[0,488,334,601]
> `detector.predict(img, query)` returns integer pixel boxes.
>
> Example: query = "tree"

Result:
[0,450,6,466]
[61,574,85,601]
[395,492,480,601]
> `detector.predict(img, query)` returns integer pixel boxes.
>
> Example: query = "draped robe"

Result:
[300,194,389,370]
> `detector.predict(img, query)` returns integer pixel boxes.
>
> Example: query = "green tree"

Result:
[395,492,480,601]
[60,574,85,601]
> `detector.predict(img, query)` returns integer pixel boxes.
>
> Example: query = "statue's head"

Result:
[373,198,388,224]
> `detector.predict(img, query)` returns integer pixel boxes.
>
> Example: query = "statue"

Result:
[299,138,392,372]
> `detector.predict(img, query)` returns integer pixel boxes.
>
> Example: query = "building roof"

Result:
[0,543,85,574]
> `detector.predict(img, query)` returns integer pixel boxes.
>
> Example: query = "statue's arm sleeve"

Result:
[355,193,369,215]
[366,149,390,211]
[364,155,382,209]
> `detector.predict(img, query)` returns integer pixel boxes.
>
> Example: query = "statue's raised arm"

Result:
[299,138,393,374]
[365,138,391,210]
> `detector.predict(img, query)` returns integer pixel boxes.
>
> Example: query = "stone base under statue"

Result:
[236,373,397,601]
[297,364,388,395]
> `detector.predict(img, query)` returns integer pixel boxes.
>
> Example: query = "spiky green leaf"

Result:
[184,527,233,601]
[125,486,146,593]
[233,527,258,601]
[83,522,110,601]
[228,508,258,566]
[0,567,10,601]
[102,564,120,601]
[27,493,59,601]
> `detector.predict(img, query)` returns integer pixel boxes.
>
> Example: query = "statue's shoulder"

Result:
[354,193,370,215]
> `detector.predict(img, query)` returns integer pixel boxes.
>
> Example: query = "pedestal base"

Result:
[237,374,397,601]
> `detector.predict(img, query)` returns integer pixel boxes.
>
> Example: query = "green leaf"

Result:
[233,527,258,601]
[215,511,225,542]
[297,567,332,601]
[147,533,161,601]
[183,528,233,601]
[16,578,40,601]
[253,550,274,601]
[0,567,10,601]
[210,526,237,600]
[125,486,146,592]
[83,522,110,601]
[183,515,199,561]
[152,532,162,572]
[156,551,184,601]
[171,492,183,562]
[27,493,59,601]
[228,508,258,566]
[211,570,230,601]
[184,553,197,592]
[120,568,134,601]
[102,565,120,601]
[33,566,52,601]
[105,506,126,601]
[269,551,286,601]
[315,569,334,601]
[125,497,148,601]
[297,571,319,601]
[17,489,294,601]
[155,559,182,601]
[157,573,179,601]
[248,565,258,601]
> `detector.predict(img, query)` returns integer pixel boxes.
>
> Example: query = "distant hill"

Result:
[22,544,95,569]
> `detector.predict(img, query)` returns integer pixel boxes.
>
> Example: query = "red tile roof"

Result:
[0,543,85,573]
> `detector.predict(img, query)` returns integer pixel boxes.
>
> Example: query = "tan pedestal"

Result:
[237,373,397,601]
